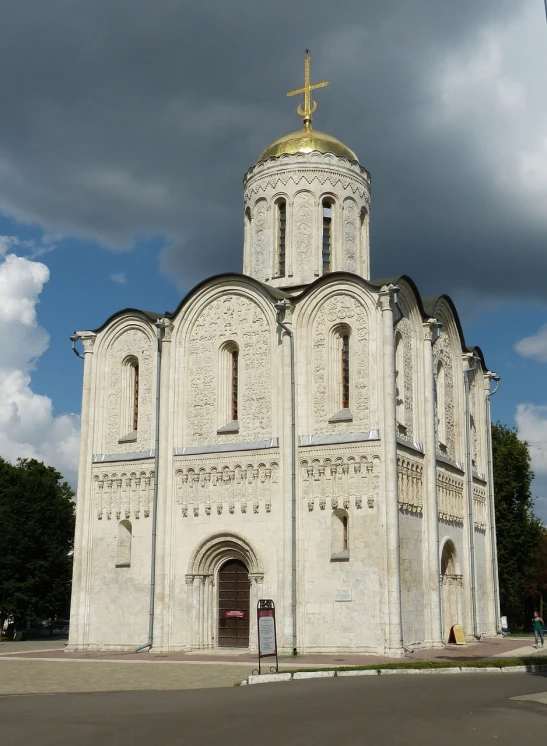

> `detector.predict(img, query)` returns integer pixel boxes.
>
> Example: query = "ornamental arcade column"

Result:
[379,287,403,655]
[422,320,443,647]
[68,332,97,650]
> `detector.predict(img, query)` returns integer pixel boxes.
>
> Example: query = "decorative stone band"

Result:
[92,467,154,520]
[299,430,380,447]
[300,453,380,512]
[174,438,279,456]
[175,459,279,517]
[93,450,155,463]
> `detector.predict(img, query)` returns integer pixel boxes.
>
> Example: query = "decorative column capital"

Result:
[76,331,97,353]
[159,319,174,342]
[378,284,399,313]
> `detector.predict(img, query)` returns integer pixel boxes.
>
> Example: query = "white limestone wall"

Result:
[399,511,425,645]
[243,152,371,288]
[294,282,380,437]
[174,282,278,449]
[474,530,491,635]
[298,443,384,653]
[86,510,151,648]
[91,318,158,457]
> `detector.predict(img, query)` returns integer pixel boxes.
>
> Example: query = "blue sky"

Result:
[0,0,546,522]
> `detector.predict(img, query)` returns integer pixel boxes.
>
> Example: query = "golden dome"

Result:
[259,127,358,162]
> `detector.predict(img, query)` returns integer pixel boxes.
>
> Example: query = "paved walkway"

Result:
[0,637,543,697]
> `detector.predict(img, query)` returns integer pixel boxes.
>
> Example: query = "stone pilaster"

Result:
[379,287,403,655]
[153,320,174,651]
[67,332,96,650]
[422,320,443,646]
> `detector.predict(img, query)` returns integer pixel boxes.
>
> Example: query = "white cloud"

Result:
[515,403,547,525]
[110,272,127,285]
[515,323,547,362]
[0,244,80,484]
[515,403,547,475]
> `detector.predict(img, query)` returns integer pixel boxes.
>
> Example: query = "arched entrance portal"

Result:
[218,559,250,647]
[440,539,463,642]
[186,532,263,650]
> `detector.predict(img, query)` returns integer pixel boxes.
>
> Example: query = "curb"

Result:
[243,663,547,686]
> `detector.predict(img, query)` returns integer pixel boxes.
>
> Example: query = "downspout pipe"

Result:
[275,300,297,656]
[464,355,479,639]
[136,320,165,653]
[486,374,501,632]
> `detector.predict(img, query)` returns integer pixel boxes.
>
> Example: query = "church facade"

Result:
[68,59,501,656]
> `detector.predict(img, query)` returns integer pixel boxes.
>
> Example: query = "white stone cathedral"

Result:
[68,57,501,656]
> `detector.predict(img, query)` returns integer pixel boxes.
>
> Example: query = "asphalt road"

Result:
[1,672,546,746]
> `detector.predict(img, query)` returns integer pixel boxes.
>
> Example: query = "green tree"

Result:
[492,423,545,630]
[0,458,75,632]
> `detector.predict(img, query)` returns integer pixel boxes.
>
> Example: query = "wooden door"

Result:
[218,559,250,647]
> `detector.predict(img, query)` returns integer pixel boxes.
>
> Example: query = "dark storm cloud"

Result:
[0,0,545,302]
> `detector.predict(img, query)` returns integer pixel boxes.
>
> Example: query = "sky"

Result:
[0,0,546,521]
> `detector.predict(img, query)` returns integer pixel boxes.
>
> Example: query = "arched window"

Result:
[120,356,139,439]
[331,509,349,560]
[218,342,240,433]
[395,332,405,427]
[328,325,352,421]
[322,200,332,274]
[436,360,446,445]
[231,349,239,421]
[116,520,132,567]
[277,200,286,277]
[342,333,350,408]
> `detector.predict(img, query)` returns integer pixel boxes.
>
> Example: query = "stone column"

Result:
[379,287,403,655]
[185,575,195,651]
[278,304,295,654]
[153,320,174,651]
[484,373,501,634]
[422,320,443,646]
[67,332,96,650]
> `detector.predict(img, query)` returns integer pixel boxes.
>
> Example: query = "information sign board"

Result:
[450,624,466,645]
[255,599,278,675]
[258,616,276,656]
[225,610,245,619]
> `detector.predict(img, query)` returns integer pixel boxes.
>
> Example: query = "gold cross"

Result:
[287,50,329,130]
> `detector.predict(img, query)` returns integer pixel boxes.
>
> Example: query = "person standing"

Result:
[532,611,544,648]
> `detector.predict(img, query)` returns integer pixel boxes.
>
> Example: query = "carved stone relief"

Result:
[473,484,487,531]
[252,201,267,280]
[175,458,279,517]
[436,466,464,524]
[433,332,456,460]
[397,454,423,514]
[343,199,358,273]
[92,465,154,520]
[106,328,154,453]
[184,294,271,445]
[300,453,380,512]
[396,316,414,443]
[313,294,369,434]
[293,192,314,266]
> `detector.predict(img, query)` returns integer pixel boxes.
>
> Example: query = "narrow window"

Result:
[278,201,286,277]
[342,334,350,408]
[231,350,239,421]
[322,200,332,274]
[218,342,239,432]
[116,520,132,567]
[395,333,405,427]
[331,509,349,560]
[120,356,139,439]
[132,363,139,432]
[437,360,446,445]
